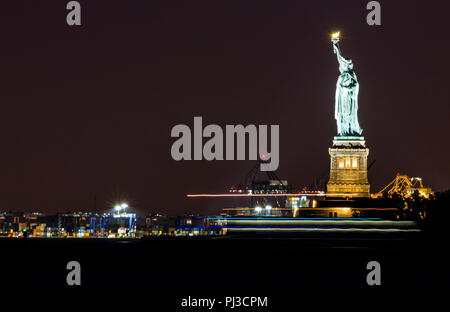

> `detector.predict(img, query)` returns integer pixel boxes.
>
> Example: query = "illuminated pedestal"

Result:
[326,136,370,198]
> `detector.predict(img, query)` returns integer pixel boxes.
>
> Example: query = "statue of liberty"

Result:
[331,33,362,136]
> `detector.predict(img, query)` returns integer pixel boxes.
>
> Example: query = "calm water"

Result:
[0,231,448,290]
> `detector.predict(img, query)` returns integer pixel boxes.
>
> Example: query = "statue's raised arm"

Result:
[333,43,344,61]
[333,43,352,75]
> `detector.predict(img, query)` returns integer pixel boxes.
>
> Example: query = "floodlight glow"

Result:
[121,203,128,209]
[255,206,262,212]
[265,205,272,210]
[114,205,122,211]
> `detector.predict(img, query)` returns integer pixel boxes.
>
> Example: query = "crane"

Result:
[372,174,432,199]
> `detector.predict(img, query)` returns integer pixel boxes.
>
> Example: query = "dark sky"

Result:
[0,0,449,214]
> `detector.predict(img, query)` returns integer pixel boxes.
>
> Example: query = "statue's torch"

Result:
[331,32,340,53]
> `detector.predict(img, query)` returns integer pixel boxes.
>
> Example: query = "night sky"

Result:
[0,0,449,214]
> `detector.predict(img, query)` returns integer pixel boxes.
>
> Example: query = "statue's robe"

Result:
[335,69,362,136]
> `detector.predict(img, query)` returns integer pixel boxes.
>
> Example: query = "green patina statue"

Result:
[331,33,363,137]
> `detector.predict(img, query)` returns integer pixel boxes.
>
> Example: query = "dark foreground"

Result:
[1,231,448,289]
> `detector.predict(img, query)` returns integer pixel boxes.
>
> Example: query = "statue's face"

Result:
[346,60,353,71]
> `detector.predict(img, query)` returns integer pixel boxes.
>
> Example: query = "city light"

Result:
[114,203,129,214]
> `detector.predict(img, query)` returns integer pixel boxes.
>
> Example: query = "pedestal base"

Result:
[326,136,370,198]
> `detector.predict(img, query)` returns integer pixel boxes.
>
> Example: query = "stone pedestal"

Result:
[326,136,370,198]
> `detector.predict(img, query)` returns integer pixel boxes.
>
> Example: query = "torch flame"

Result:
[331,32,340,39]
